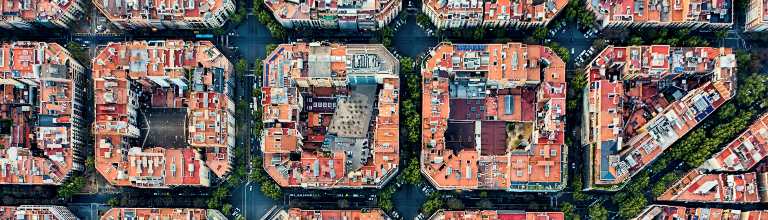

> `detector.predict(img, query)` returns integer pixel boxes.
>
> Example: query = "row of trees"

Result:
[254,0,287,39]
[612,52,768,218]
[626,28,712,47]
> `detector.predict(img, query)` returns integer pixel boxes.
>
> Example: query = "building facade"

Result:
[92,40,235,188]
[422,0,567,29]
[265,0,402,31]
[420,42,567,192]
[0,41,87,185]
[581,45,736,190]
[92,0,235,29]
[745,0,768,31]
[261,42,400,188]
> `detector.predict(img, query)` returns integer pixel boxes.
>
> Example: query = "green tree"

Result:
[533,27,548,42]
[222,204,233,215]
[65,42,89,67]
[629,36,644,45]
[261,182,283,200]
[57,176,86,200]
[588,202,609,220]
[421,196,444,215]
[446,198,464,210]
[561,202,577,220]
[107,198,120,207]
[402,158,422,185]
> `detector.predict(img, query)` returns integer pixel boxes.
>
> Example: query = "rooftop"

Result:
[635,205,768,220]
[0,41,83,185]
[583,45,736,187]
[267,208,389,220]
[420,42,567,192]
[92,40,235,188]
[93,0,231,23]
[100,208,226,220]
[261,42,400,188]
[265,0,400,23]
[657,113,768,203]
[0,205,79,220]
[701,113,768,172]
[424,0,567,24]
[429,210,564,220]
[0,0,79,24]
[589,0,733,25]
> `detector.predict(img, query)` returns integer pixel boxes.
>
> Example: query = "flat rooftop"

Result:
[420,42,567,192]
[589,0,733,25]
[93,0,229,23]
[634,205,768,220]
[261,42,400,188]
[583,45,736,188]
[267,208,389,220]
[0,0,79,24]
[0,205,79,220]
[266,0,400,23]
[429,210,564,220]
[424,0,567,24]
[0,42,84,185]
[92,40,235,188]
[100,208,226,220]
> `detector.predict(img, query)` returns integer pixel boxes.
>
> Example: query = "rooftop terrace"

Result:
[0,41,84,185]
[423,0,567,25]
[100,208,227,220]
[429,210,564,220]
[93,0,231,24]
[583,45,736,189]
[0,205,79,220]
[634,205,768,220]
[267,208,389,220]
[589,0,733,25]
[261,42,400,188]
[265,0,400,25]
[420,42,567,192]
[92,40,234,188]
[0,0,79,24]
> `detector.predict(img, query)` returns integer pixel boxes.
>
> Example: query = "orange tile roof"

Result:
[658,170,761,203]
[101,208,226,220]
[430,210,564,220]
[424,0,566,26]
[703,113,768,171]
[92,40,234,188]
[0,0,82,26]
[589,0,733,26]
[584,46,736,188]
[421,42,566,192]
[268,208,389,220]
[266,0,401,27]
[93,0,231,25]
[635,205,768,220]
[0,205,79,220]
[0,42,85,185]
[261,42,400,188]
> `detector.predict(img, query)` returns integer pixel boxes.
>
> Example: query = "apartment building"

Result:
[92,40,235,188]
[265,208,389,220]
[428,210,564,220]
[93,0,235,30]
[265,0,402,31]
[422,0,567,29]
[745,0,768,31]
[0,0,85,29]
[657,113,768,203]
[0,205,79,220]
[634,205,768,220]
[581,45,736,190]
[0,42,87,185]
[421,43,567,192]
[101,208,227,220]
[261,42,400,189]
[588,0,733,30]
